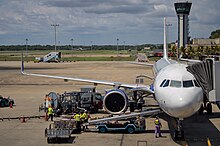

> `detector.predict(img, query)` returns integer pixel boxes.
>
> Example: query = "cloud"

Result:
[0,0,219,45]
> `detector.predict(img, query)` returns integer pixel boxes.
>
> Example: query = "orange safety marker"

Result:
[9,102,13,108]
[22,116,25,123]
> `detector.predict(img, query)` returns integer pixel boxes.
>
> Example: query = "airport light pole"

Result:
[166,22,172,58]
[51,24,59,51]
[117,38,119,56]
[91,41,93,56]
[71,38,74,57]
[25,38,28,57]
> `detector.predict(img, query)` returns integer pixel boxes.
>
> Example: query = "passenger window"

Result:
[160,79,166,87]
[193,80,200,87]
[170,80,181,88]
[183,80,194,88]
[163,80,170,87]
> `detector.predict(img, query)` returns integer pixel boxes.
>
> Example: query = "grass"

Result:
[0,50,138,61]
[61,56,136,61]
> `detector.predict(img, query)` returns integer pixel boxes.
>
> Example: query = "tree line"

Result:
[0,44,158,51]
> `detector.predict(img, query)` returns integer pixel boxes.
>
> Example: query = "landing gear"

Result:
[198,102,212,115]
[198,104,204,115]
[173,119,184,141]
[206,102,212,115]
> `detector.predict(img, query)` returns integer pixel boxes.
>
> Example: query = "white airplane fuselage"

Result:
[154,63,203,119]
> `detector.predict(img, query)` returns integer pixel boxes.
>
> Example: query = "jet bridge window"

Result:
[183,80,194,88]
[170,80,181,88]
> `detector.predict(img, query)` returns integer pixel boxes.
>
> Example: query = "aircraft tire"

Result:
[198,104,204,115]
[127,126,135,134]
[206,102,212,115]
[99,126,107,133]
[174,130,184,141]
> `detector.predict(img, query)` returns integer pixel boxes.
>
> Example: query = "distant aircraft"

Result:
[21,18,208,139]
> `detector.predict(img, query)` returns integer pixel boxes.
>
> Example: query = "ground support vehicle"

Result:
[80,92,103,113]
[96,118,146,134]
[34,52,61,63]
[83,109,162,134]
[0,95,14,107]
[45,118,76,143]
[40,87,103,115]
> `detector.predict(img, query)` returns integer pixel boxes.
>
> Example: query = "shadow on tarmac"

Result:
[158,112,220,146]
[47,136,77,144]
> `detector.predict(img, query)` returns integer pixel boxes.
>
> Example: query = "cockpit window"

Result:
[193,80,200,87]
[160,79,166,87]
[183,80,194,88]
[170,80,181,88]
[163,80,170,87]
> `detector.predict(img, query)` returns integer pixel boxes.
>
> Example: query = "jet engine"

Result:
[103,89,128,114]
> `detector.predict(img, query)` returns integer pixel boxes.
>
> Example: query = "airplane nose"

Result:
[165,89,203,118]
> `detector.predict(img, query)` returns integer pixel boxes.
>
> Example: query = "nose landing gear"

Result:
[173,119,185,141]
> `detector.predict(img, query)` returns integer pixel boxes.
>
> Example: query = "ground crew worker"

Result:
[80,111,85,122]
[82,111,90,130]
[79,111,85,130]
[155,116,162,138]
[83,111,89,123]
[74,112,81,132]
[47,106,53,121]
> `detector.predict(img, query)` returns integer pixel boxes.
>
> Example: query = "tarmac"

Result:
[0,61,220,146]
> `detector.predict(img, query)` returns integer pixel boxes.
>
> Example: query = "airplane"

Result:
[21,18,209,139]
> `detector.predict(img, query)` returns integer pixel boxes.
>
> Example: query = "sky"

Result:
[0,0,219,46]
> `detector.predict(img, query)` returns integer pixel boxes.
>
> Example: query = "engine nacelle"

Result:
[103,89,128,114]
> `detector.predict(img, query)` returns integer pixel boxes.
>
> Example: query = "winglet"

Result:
[21,50,25,74]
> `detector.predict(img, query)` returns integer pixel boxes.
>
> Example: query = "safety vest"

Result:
[80,113,85,121]
[47,107,53,115]
[83,113,88,119]
[155,119,160,125]
[74,114,80,122]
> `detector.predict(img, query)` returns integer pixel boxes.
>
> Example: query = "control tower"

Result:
[174,1,192,48]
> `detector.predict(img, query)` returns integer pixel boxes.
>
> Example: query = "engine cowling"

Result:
[103,89,128,114]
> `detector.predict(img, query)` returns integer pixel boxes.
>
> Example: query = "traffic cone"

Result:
[22,115,26,123]
[9,102,13,108]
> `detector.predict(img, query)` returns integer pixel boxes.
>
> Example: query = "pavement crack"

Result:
[120,134,125,146]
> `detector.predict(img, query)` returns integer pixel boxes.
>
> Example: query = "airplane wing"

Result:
[129,62,154,67]
[21,55,154,94]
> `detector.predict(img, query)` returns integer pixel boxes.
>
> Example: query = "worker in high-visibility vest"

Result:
[47,106,53,121]
[80,111,85,122]
[155,116,162,138]
[74,112,81,132]
[82,110,90,130]
[83,111,89,123]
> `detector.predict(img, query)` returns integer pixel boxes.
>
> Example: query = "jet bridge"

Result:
[186,58,220,108]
